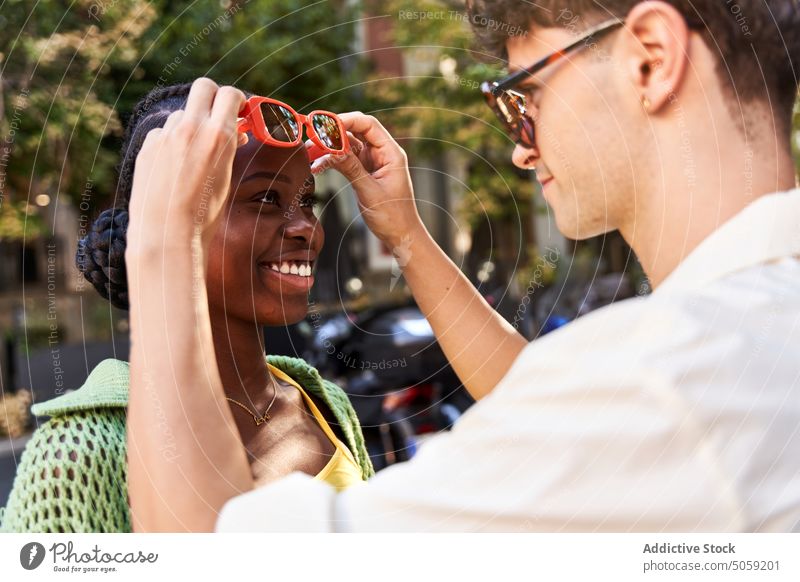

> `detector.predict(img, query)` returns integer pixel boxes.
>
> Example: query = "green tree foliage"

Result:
[0,0,366,241]
[114,0,367,131]
[0,0,156,241]
[2,0,796,244]
[366,0,535,228]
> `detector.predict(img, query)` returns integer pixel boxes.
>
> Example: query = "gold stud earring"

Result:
[642,96,652,111]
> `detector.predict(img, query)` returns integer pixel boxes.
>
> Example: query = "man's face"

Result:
[506,27,636,240]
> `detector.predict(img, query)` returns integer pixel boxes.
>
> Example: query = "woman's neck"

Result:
[207,309,274,407]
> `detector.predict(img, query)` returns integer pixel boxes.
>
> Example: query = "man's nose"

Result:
[512,143,539,170]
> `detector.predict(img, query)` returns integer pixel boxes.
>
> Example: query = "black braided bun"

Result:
[75,82,195,311]
[76,208,130,310]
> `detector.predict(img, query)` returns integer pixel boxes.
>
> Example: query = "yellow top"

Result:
[267,364,364,492]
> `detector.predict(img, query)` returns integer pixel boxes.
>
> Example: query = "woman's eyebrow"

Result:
[242,171,291,184]
[301,175,315,191]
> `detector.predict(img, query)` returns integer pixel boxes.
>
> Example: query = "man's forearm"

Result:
[126,241,253,531]
[398,225,527,400]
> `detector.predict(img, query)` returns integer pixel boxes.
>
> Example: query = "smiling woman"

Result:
[208,137,324,320]
[0,79,373,533]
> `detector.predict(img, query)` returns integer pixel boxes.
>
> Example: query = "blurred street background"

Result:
[1,0,799,506]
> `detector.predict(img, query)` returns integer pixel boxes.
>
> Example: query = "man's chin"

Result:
[553,210,614,241]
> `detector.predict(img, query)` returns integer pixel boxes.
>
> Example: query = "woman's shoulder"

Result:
[266,355,353,412]
[267,355,331,393]
[267,354,374,480]
[31,358,130,418]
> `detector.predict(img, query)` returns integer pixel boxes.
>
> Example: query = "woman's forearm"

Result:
[126,238,253,532]
[399,224,528,401]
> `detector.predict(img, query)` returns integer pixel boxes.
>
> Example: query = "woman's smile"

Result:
[258,254,317,292]
[258,266,315,291]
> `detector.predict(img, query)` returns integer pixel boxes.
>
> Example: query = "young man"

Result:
[138,1,800,531]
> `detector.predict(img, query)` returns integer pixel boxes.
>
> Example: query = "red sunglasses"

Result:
[237,96,350,162]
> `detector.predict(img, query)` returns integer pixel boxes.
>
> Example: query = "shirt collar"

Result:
[30,358,130,417]
[654,189,800,295]
[30,355,316,417]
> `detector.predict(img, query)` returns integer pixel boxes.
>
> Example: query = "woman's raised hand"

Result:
[126,78,247,257]
[319,112,424,249]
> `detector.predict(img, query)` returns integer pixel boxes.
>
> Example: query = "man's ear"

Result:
[618,0,691,111]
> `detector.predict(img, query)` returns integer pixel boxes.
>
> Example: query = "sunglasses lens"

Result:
[496,92,526,144]
[518,116,535,147]
[310,113,344,151]
[484,86,534,147]
[260,103,300,143]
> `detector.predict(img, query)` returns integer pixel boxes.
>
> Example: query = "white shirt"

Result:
[216,190,800,532]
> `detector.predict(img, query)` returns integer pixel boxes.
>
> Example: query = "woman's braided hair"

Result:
[75,82,194,311]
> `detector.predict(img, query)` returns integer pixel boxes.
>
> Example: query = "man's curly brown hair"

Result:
[467,0,800,130]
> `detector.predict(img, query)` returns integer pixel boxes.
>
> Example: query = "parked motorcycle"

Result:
[299,301,474,471]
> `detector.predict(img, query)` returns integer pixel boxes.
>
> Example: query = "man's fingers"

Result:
[184,77,218,120]
[329,151,370,183]
[345,132,365,154]
[338,112,396,150]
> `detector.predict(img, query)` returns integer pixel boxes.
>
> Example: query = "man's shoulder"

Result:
[522,294,674,352]
[509,271,800,386]
[30,359,129,418]
[515,288,753,367]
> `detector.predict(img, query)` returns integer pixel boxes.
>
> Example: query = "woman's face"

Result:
[205,139,324,325]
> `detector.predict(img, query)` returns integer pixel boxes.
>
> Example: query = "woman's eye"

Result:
[256,190,280,205]
[300,195,322,209]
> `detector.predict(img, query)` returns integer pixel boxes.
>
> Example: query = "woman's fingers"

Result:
[209,85,246,131]
[140,127,163,152]
[184,77,218,120]
[169,82,243,145]
[128,77,251,255]
[162,110,184,132]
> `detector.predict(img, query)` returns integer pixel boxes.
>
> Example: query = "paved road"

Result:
[14,340,131,404]
[0,434,32,510]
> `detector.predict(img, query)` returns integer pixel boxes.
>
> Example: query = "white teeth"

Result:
[266,261,312,276]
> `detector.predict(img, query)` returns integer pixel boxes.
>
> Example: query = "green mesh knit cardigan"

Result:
[0,356,373,533]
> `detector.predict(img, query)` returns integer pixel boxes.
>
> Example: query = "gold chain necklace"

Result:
[226,373,279,426]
